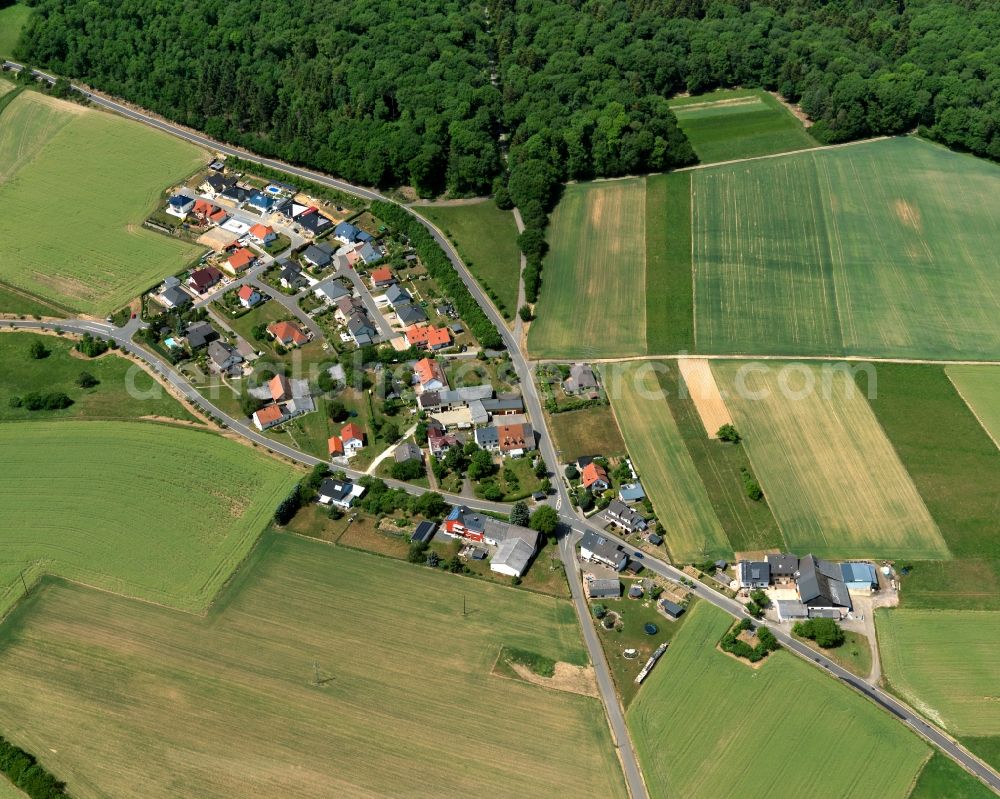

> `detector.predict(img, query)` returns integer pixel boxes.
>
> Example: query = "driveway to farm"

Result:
[6,58,1000,797]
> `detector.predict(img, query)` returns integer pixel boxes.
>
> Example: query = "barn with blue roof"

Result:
[841,562,879,592]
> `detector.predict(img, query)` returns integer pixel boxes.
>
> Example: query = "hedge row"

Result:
[372,202,504,350]
[0,736,69,798]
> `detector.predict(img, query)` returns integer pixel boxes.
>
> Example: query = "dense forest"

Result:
[14,0,1000,297]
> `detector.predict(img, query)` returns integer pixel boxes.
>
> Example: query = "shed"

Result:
[775,600,809,621]
[628,584,644,599]
[411,521,437,545]
[660,600,685,619]
[841,562,879,592]
[587,577,621,599]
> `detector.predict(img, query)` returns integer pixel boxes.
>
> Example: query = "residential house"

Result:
[341,422,365,456]
[444,506,540,556]
[302,243,334,269]
[314,281,350,305]
[395,303,427,327]
[496,422,535,457]
[579,531,628,571]
[279,263,307,290]
[606,499,647,533]
[267,320,309,347]
[252,403,288,431]
[618,482,646,503]
[334,221,362,243]
[297,209,332,237]
[356,242,383,265]
[165,194,195,218]
[191,198,217,224]
[384,284,412,308]
[796,555,852,614]
[765,553,799,583]
[269,373,292,402]
[474,426,499,451]
[208,207,229,226]
[227,247,256,274]
[347,312,378,346]
[247,191,273,214]
[581,462,610,492]
[414,358,448,392]
[405,324,451,350]
[158,285,191,309]
[585,576,622,599]
[185,321,218,350]
[370,266,395,288]
[317,478,366,509]
[248,223,276,247]
[427,428,459,457]
[737,561,771,589]
[335,296,366,325]
[188,266,222,294]
[220,184,250,205]
[207,340,242,374]
[490,537,536,578]
[564,363,599,395]
[199,173,235,197]
[394,442,423,464]
[237,284,263,308]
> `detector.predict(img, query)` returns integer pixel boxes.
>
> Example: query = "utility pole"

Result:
[19,569,28,597]
[463,595,467,618]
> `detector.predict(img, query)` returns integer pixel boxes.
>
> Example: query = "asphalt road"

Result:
[5,59,999,798]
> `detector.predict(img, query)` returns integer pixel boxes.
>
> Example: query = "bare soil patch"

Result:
[678,358,732,437]
[494,657,599,698]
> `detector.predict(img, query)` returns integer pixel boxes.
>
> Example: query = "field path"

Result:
[676,135,892,172]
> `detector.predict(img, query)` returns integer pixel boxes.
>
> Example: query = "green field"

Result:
[908,752,996,799]
[693,137,1000,360]
[0,4,31,58]
[0,79,14,99]
[0,535,627,799]
[0,331,197,423]
[0,283,66,316]
[528,178,647,358]
[0,421,296,617]
[878,609,1000,736]
[0,91,205,315]
[608,361,730,561]
[628,603,928,799]
[947,366,1000,447]
[546,404,626,462]
[714,362,947,560]
[418,201,521,319]
[644,171,694,354]
[670,88,817,163]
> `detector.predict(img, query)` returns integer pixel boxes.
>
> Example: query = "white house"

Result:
[237,284,263,308]
[165,194,195,219]
[579,531,627,571]
[341,423,365,457]
[317,478,366,509]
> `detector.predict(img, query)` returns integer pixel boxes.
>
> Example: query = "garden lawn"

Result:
[546,405,626,463]
[693,137,1000,360]
[0,91,205,315]
[608,361,729,561]
[878,608,1000,736]
[0,4,31,58]
[670,89,817,163]
[714,362,948,560]
[947,365,1000,448]
[628,603,928,799]
[528,178,646,359]
[0,535,626,799]
[0,331,197,423]
[0,421,297,618]
[418,201,521,318]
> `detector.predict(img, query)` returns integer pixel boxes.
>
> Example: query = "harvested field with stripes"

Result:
[0,535,627,799]
[878,609,1000,736]
[628,603,929,799]
[607,361,730,560]
[712,362,949,560]
[693,137,1000,360]
[677,357,732,437]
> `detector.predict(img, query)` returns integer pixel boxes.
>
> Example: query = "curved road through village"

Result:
[4,59,1000,798]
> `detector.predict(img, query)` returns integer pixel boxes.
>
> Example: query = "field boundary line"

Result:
[945,371,1000,451]
[532,353,1000,367]
[676,135,893,172]
[690,174,697,352]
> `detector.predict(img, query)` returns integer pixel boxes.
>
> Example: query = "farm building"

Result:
[775,600,809,621]
[659,600,685,620]
[841,562,879,592]
[737,561,770,589]
[796,555,852,615]
[490,537,536,578]
[411,521,437,545]
[579,531,628,571]
[766,553,799,581]
[586,577,622,599]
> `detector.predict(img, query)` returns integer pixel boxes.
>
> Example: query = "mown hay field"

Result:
[0,91,205,315]
[670,88,817,163]
[693,137,1000,360]
[417,201,522,319]
[528,178,646,359]
[878,609,1000,736]
[0,421,296,617]
[546,404,627,463]
[947,365,1000,448]
[0,79,14,99]
[607,361,730,560]
[713,362,949,560]
[628,603,928,799]
[0,535,627,799]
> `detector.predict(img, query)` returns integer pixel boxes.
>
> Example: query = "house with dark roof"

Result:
[334,221,361,243]
[158,285,191,309]
[247,191,273,214]
[395,303,427,327]
[317,478,366,509]
[737,560,770,589]
[443,506,540,551]
[564,363,599,395]
[185,321,218,350]
[618,482,646,503]
[314,281,350,305]
[659,600,685,620]
[411,521,438,545]
[207,340,243,374]
[166,194,195,218]
[606,499,647,533]
[188,266,223,294]
[297,209,332,237]
[765,553,799,581]
[796,555,852,614]
[220,184,250,205]
[579,531,628,571]
[347,312,378,346]
[586,576,622,599]
[200,173,236,197]
[302,243,334,269]
[385,284,412,308]
[356,242,383,264]
[427,428,460,457]
[474,426,500,451]
[279,263,307,289]
[394,442,423,464]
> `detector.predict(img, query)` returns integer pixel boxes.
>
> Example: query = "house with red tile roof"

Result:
[496,422,536,457]
[248,223,276,246]
[370,266,395,288]
[192,198,216,222]
[341,422,365,456]
[237,284,262,308]
[328,435,345,458]
[405,324,452,351]
[269,373,292,402]
[581,462,610,491]
[227,247,256,273]
[208,207,229,225]
[252,404,287,431]
[414,357,448,392]
[266,320,308,347]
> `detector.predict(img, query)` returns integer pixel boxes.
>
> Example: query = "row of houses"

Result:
[251,372,317,430]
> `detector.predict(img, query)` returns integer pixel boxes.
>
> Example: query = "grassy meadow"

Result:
[670,88,817,163]
[607,361,730,561]
[417,201,521,319]
[545,404,627,462]
[627,603,928,799]
[947,365,1000,447]
[0,421,296,617]
[0,91,206,315]
[714,362,947,560]
[0,4,31,58]
[878,609,1000,736]
[908,752,996,799]
[0,535,627,799]
[528,178,647,358]
[693,137,1000,360]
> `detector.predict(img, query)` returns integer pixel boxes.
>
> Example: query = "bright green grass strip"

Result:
[908,752,995,799]
[860,364,1000,559]
[0,91,205,316]
[628,602,928,799]
[608,361,730,561]
[0,283,66,317]
[0,4,31,59]
[897,559,1000,612]
[528,179,646,359]
[417,201,521,319]
[0,421,298,618]
[946,365,1000,448]
[645,171,694,354]
[670,89,817,163]
[960,738,1000,780]
[878,608,1000,736]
